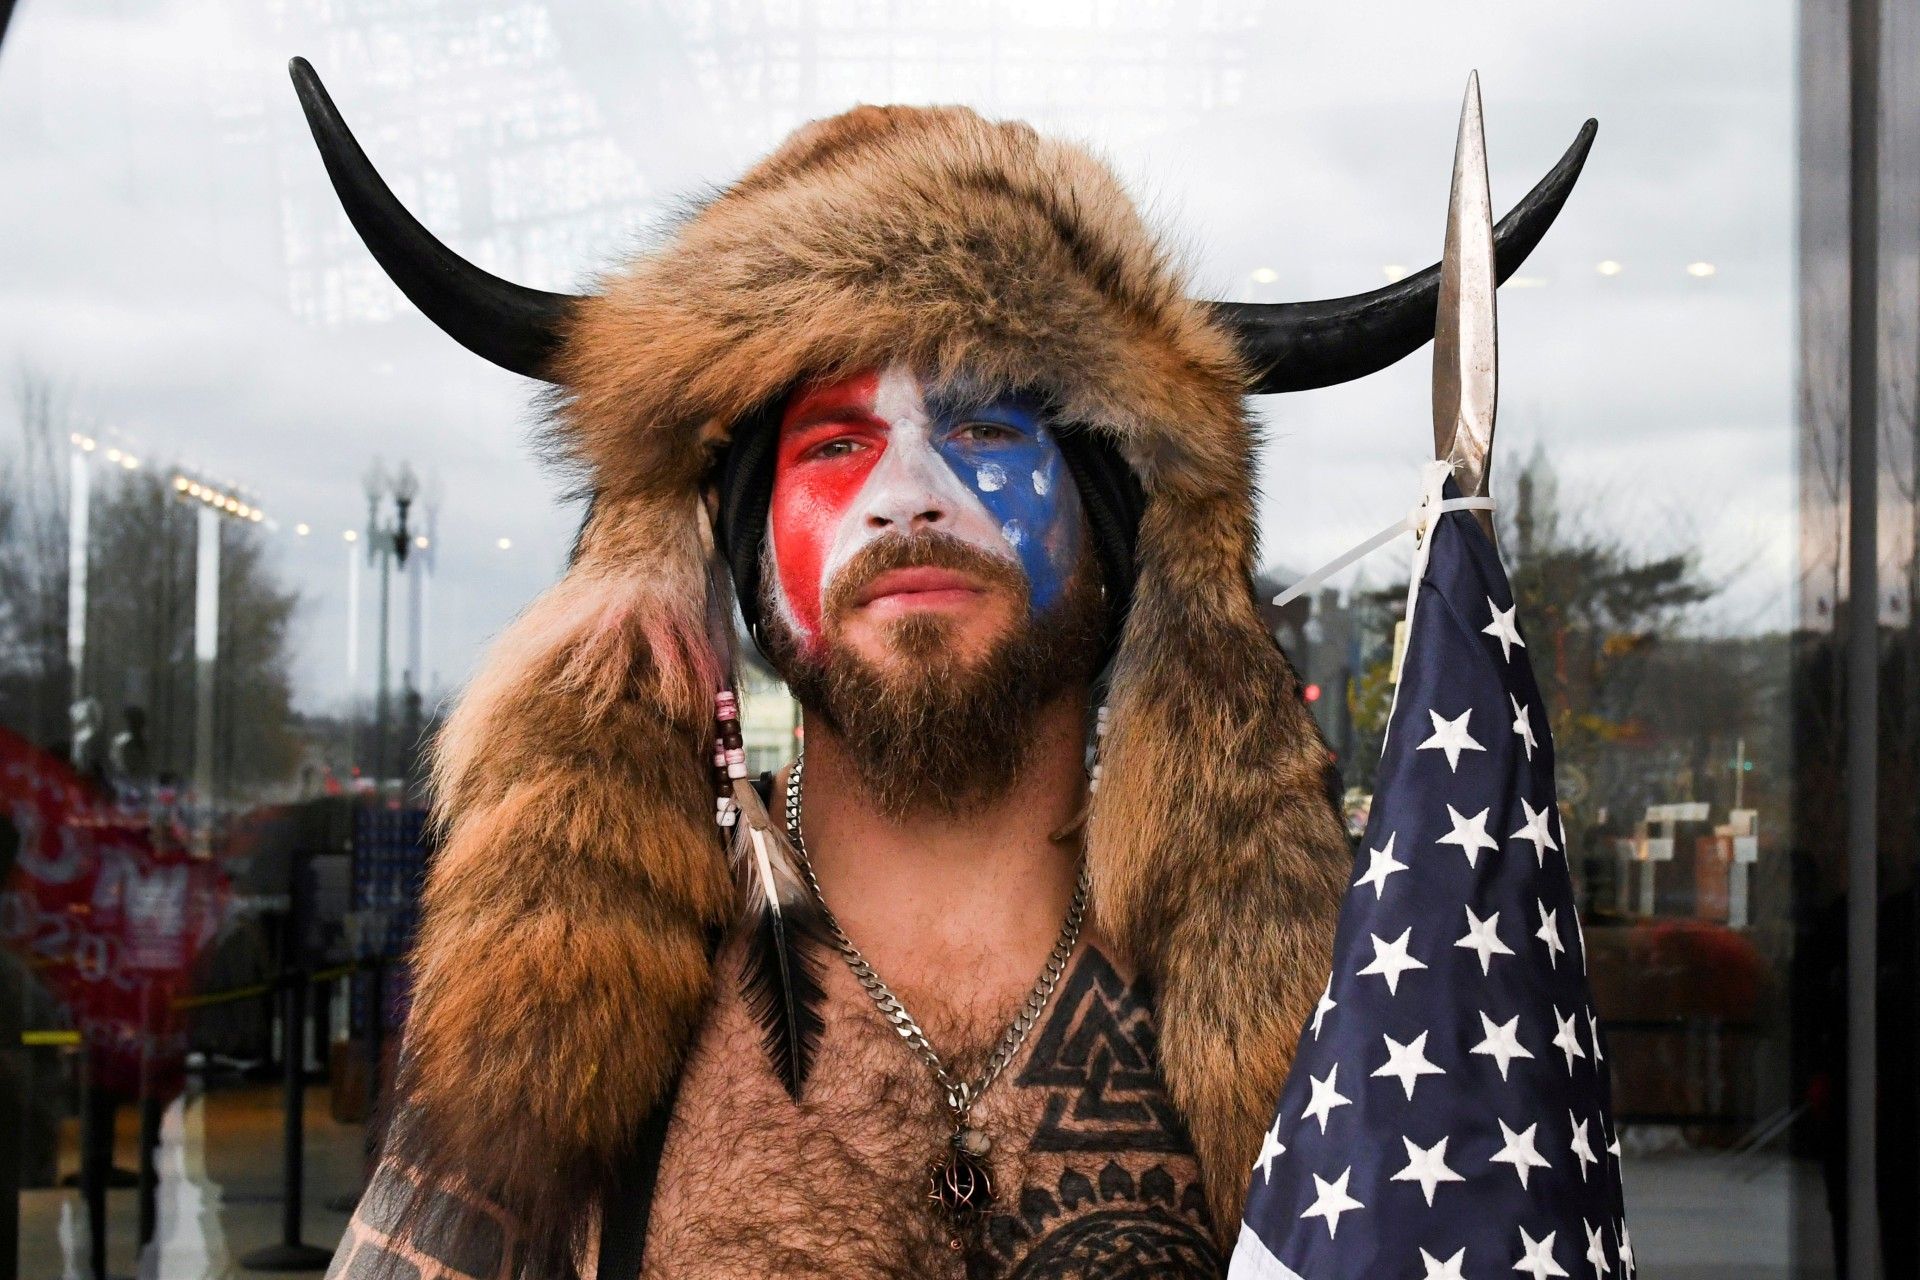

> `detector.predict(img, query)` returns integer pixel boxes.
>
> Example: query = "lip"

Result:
[854,566,987,609]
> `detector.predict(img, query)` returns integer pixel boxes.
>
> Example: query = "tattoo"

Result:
[1015,948,1193,1154]
[961,948,1221,1279]
[972,1163,1222,1280]
[325,1162,521,1280]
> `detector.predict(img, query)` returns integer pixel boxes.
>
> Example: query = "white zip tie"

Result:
[1272,460,1493,612]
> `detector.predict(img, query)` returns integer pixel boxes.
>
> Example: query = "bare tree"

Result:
[1,370,304,796]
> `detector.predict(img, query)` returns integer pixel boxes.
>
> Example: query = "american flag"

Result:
[1231,487,1635,1280]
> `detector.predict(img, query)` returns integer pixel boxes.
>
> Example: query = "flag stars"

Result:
[1483,597,1526,661]
[1587,1007,1606,1063]
[1584,1219,1612,1278]
[1490,1119,1553,1190]
[1372,1030,1447,1100]
[1311,974,1336,1039]
[1617,1223,1636,1273]
[1511,694,1539,761]
[1552,1006,1588,1073]
[1514,1226,1571,1279]
[1419,1247,1469,1280]
[1355,831,1409,899]
[1301,1064,1352,1134]
[1254,1116,1286,1183]
[1439,804,1500,867]
[1456,905,1516,975]
[1470,1010,1535,1080]
[1536,900,1568,968]
[1298,1166,1365,1239]
[1356,926,1428,995]
[1391,1134,1464,1207]
[1509,797,1560,866]
[1569,1112,1598,1182]
[1418,707,1486,772]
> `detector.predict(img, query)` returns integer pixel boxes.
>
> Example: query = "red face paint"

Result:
[767,370,886,643]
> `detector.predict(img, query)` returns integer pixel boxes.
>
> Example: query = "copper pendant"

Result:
[927,1130,994,1221]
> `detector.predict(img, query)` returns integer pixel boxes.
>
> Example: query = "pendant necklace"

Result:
[784,753,1089,1235]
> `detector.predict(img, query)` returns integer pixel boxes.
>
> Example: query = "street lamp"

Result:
[364,461,418,788]
[171,470,266,852]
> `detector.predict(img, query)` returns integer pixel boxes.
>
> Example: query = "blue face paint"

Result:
[928,392,1082,615]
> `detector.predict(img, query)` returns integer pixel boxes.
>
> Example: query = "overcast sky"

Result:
[0,0,1795,714]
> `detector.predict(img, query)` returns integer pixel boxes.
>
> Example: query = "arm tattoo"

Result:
[325,1161,524,1280]
[972,948,1225,1279]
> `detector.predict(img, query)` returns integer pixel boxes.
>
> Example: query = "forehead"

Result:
[779,367,1043,426]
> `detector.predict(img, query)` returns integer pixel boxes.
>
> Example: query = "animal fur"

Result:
[406,103,1350,1263]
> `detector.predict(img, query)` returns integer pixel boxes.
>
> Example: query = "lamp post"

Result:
[343,529,361,776]
[169,472,264,851]
[363,461,418,789]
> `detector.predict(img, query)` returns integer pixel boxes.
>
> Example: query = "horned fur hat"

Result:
[290,58,1592,1267]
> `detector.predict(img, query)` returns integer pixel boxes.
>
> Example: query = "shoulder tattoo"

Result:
[325,1161,523,1280]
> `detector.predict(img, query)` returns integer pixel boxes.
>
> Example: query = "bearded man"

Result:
[291,60,1590,1280]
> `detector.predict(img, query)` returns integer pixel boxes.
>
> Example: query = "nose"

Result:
[865,503,944,533]
[858,436,953,533]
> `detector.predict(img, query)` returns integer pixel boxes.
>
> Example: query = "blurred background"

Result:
[0,1,1912,1277]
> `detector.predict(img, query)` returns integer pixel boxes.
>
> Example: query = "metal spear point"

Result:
[1433,70,1500,546]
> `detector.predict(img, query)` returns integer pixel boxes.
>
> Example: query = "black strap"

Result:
[596,1070,681,1280]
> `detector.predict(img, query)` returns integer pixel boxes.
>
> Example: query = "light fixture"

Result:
[344,529,360,543]
[1382,264,1409,283]
[1595,260,1623,277]
[296,523,311,536]
[1685,261,1717,278]
[496,537,513,551]
[1250,266,1278,285]
[415,535,430,549]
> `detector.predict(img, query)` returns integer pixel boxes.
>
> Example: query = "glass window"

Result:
[2,3,1895,1278]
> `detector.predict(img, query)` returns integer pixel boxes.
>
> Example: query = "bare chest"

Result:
[641,942,1223,1280]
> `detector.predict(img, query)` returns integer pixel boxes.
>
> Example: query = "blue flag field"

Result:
[1231,485,1635,1279]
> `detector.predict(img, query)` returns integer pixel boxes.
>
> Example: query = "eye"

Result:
[804,436,867,461]
[957,421,1020,444]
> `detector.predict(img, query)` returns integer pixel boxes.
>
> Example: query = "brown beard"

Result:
[761,531,1106,818]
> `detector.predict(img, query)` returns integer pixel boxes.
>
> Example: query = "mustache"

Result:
[823,532,1026,622]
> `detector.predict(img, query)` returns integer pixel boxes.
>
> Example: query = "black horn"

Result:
[1213,118,1597,395]
[289,57,579,382]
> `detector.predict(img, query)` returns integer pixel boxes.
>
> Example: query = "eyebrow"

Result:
[780,381,885,434]
[926,384,1048,423]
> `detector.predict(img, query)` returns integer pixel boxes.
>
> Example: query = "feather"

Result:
[729,781,826,1099]
[696,507,827,1098]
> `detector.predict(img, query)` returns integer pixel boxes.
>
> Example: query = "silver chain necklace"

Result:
[784,752,1089,1225]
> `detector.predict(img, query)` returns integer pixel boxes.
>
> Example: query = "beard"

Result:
[760,531,1107,819]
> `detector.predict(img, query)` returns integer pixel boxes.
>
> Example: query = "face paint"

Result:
[767,363,1082,647]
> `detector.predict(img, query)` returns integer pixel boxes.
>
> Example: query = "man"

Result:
[290,61,1590,1278]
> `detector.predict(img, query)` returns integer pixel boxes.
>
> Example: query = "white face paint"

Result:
[766,362,1086,648]
[814,365,1014,592]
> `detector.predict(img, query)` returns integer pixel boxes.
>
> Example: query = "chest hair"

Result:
[641,938,1222,1280]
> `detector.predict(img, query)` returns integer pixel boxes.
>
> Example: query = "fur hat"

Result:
[290,58,1592,1266]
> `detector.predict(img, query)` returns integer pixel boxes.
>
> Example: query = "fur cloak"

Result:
[398,103,1351,1268]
